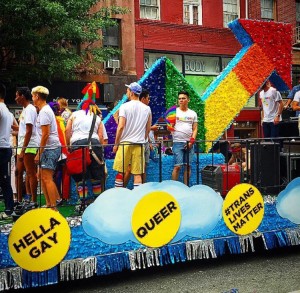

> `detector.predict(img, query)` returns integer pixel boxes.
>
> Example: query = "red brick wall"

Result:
[135,20,241,77]
[248,0,261,19]
[277,0,296,28]
[161,0,183,24]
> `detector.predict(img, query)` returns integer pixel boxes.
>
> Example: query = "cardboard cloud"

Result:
[276,178,300,224]
[82,181,223,245]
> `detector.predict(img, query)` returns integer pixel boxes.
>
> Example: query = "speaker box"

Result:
[103,83,115,102]
[250,142,280,194]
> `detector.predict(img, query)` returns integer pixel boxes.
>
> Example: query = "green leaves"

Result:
[0,0,128,85]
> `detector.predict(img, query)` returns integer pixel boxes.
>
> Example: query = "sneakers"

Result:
[56,199,63,206]
[0,212,12,220]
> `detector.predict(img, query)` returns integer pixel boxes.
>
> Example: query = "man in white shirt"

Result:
[292,90,300,135]
[171,90,198,185]
[0,83,14,219]
[259,80,283,138]
[113,82,151,188]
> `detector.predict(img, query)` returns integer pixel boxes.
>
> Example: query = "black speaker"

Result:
[250,142,280,194]
[103,83,115,102]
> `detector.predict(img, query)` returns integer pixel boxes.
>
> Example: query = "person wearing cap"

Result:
[15,86,39,206]
[259,80,283,138]
[0,82,14,219]
[113,82,152,188]
[32,86,61,210]
[123,90,159,186]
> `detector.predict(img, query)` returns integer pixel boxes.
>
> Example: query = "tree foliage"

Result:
[0,0,128,85]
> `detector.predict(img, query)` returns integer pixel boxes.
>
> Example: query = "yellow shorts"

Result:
[113,142,145,175]
[17,147,38,155]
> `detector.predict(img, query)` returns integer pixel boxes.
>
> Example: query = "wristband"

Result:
[190,137,195,144]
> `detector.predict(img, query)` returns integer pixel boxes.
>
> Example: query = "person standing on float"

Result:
[171,90,198,186]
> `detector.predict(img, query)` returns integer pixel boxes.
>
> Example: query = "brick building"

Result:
[97,0,300,138]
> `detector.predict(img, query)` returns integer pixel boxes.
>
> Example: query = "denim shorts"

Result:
[40,147,61,170]
[172,142,194,166]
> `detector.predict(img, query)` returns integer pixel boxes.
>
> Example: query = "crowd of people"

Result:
[0,77,299,220]
[0,81,198,220]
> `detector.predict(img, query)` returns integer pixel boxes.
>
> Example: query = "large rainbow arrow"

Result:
[103,19,292,157]
[203,19,292,146]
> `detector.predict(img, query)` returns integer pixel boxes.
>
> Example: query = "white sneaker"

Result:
[0,212,12,220]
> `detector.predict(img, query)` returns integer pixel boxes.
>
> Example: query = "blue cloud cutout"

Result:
[82,181,223,245]
[276,177,300,224]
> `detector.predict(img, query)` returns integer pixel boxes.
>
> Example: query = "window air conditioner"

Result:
[104,59,120,69]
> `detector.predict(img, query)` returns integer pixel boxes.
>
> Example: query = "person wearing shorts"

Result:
[171,91,198,186]
[32,86,61,209]
[15,87,39,205]
[113,82,151,189]
[123,90,158,186]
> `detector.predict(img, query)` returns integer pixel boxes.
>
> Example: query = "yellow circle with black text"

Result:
[223,183,264,235]
[8,208,71,272]
[132,191,181,248]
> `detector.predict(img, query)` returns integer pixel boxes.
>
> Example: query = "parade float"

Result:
[1,19,300,291]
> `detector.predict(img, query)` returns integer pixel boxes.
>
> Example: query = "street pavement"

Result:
[19,245,300,293]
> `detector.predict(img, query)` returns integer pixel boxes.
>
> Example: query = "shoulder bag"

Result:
[66,114,97,175]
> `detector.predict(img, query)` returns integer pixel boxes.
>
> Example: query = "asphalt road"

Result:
[19,245,300,293]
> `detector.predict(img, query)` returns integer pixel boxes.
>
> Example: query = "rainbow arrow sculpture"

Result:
[203,19,292,147]
[103,19,292,156]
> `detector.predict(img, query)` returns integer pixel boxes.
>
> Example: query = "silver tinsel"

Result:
[128,248,161,271]
[0,224,13,235]
[263,195,277,204]
[59,257,96,281]
[186,239,217,261]
[239,235,255,253]
[66,216,82,227]
[285,227,300,246]
[0,267,22,291]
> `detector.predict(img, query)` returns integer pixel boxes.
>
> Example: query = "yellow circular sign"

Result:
[131,191,181,248]
[8,208,71,272]
[222,183,264,235]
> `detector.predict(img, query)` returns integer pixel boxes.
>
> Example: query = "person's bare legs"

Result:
[123,165,131,187]
[171,165,181,181]
[40,168,59,210]
[24,153,37,203]
[16,156,25,202]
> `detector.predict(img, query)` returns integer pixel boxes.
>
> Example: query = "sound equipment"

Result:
[201,164,241,197]
[280,153,300,184]
[103,83,115,102]
[250,142,280,194]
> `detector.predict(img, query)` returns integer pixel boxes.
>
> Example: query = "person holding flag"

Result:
[166,90,198,186]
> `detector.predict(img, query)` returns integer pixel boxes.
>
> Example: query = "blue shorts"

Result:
[40,148,61,170]
[172,142,194,166]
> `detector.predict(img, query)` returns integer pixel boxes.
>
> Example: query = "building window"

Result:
[223,0,239,27]
[140,0,160,20]
[297,1,300,26]
[261,0,275,20]
[102,21,120,48]
[183,0,202,25]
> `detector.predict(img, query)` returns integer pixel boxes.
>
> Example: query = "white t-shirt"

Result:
[102,123,108,140]
[0,103,13,148]
[119,100,151,144]
[260,87,282,122]
[294,91,300,111]
[173,108,198,142]
[36,104,60,148]
[18,104,39,148]
[70,110,101,145]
